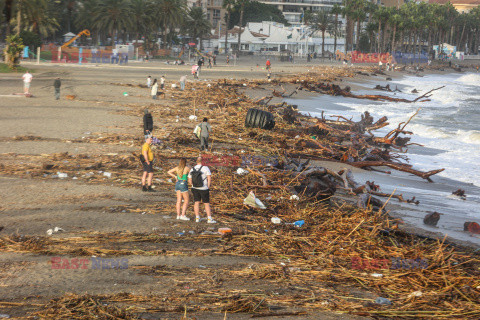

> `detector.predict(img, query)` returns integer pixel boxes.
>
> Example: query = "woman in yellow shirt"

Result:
[141,136,154,191]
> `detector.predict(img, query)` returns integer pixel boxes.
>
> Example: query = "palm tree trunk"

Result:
[382,25,388,53]
[334,13,338,54]
[356,18,360,50]
[391,24,397,55]
[237,4,244,53]
[16,0,22,36]
[322,30,325,57]
[346,16,353,53]
[163,23,168,49]
[224,11,230,53]
[377,20,382,53]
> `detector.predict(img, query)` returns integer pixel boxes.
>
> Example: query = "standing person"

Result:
[180,75,187,91]
[213,55,216,65]
[147,75,152,88]
[266,59,271,71]
[143,109,153,135]
[141,135,155,192]
[226,55,230,65]
[167,158,191,220]
[53,77,61,100]
[22,71,33,95]
[198,117,211,151]
[191,65,199,79]
[160,75,165,90]
[378,60,383,70]
[151,79,158,99]
[188,156,216,223]
[208,57,212,68]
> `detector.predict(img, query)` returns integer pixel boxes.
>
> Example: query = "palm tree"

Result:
[92,0,132,47]
[222,0,235,53]
[306,10,333,58]
[12,0,59,39]
[186,6,211,50]
[155,0,187,49]
[236,0,249,53]
[331,4,342,54]
[75,0,99,43]
[130,0,152,46]
[3,0,14,37]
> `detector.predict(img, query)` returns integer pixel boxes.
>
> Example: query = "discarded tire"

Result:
[245,108,275,130]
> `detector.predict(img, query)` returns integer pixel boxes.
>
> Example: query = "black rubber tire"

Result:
[249,108,260,127]
[245,108,255,127]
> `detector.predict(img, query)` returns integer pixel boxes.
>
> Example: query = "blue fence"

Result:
[393,52,429,64]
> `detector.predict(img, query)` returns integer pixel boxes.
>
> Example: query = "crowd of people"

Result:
[140,109,216,223]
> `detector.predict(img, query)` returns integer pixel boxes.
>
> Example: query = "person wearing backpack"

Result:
[199,118,211,151]
[188,156,216,223]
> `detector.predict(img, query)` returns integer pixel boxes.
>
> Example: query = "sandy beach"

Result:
[1,57,479,319]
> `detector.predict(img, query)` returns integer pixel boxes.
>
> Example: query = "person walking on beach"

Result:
[167,158,191,220]
[22,71,33,94]
[53,77,61,100]
[160,75,165,90]
[147,75,152,88]
[266,59,271,71]
[188,156,216,223]
[226,55,230,65]
[198,117,211,151]
[213,55,216,65]
[151,79,158,99]
[180,75,187,91]
[143,109,153,135]
[141,135,155,192]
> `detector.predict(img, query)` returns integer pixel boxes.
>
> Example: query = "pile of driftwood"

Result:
[1,66,476,319]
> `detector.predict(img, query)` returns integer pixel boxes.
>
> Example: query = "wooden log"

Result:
[350,160,445,182]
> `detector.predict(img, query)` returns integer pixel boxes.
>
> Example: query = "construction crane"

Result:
[61,29,90,48]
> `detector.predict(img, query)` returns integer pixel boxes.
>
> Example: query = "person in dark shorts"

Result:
[141,135,155,192]
[188,156,216,223]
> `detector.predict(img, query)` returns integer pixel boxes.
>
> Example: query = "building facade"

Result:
[258,0,343,25]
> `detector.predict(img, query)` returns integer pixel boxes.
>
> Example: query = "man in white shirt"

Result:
[188,156,216,223]
[22,71,33,94]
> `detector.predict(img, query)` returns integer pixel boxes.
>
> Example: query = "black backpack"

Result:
[191,166,205,188]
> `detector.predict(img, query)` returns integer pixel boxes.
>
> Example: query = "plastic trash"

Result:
[189,115,197,121]
[236,168,248,175]
[290,195,299,200]
[218,228,232,235]
[46,229,53,236]
[407,291,423,299]
[0,314,10,319]
[53,227,64,232]
[371,273,383,278]
[294,220,305,227]
[103,172,112,178]
[123,92,128,96]
[243,191,266,209]
[57,172,68,178]
[375,297,392,305]
[271,217,281,224]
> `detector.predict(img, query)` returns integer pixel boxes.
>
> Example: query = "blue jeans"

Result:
[180,82,185,91]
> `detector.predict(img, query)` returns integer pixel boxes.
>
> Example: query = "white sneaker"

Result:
[179,216,190,221]
[176,215,180,220]
[207,219,217,224]
[195,217,200,223]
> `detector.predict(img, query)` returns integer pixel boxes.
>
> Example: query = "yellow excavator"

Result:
[61,29,90,48]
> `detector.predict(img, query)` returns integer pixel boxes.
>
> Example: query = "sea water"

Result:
[286,72,480,246]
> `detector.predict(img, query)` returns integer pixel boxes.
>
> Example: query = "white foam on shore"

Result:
[288,73,480,245]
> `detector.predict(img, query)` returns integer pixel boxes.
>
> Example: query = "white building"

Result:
[215,21,344,56]
[258,0,343,25]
